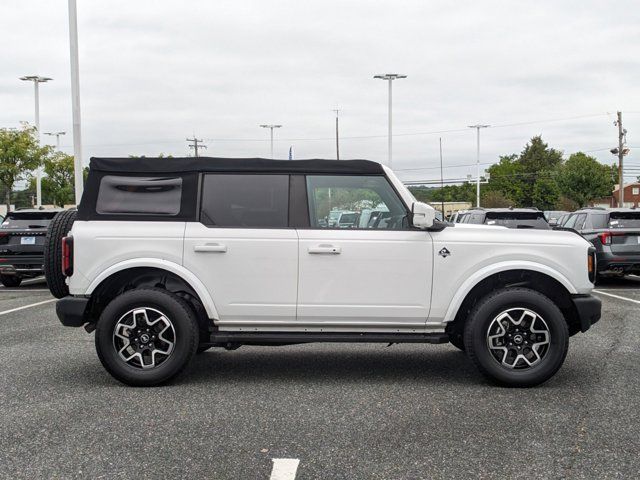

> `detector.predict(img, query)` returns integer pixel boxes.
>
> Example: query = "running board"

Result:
[206,332,450,346]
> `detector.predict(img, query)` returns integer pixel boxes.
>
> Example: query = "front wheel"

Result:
[463,288,569,387]
[95,287,199,386]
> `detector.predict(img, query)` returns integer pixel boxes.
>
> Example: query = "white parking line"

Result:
[593,289,640,305]
[269,459,300,480]
[0,299,56,316]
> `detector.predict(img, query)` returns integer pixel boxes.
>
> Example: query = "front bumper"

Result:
[571,294,601,333]
[56,296,89,327]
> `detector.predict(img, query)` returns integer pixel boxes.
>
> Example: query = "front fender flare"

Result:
[85,258,220,320]
[442,261,577,323]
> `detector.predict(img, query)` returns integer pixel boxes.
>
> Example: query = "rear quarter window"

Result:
[96,176,183,215]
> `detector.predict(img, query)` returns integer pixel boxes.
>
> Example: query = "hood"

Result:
[441,223,590,248]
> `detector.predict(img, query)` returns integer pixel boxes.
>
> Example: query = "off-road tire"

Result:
[463,287,569,387]
[1,275,22,288]
[44,209,77,298]
[95,287,199,387]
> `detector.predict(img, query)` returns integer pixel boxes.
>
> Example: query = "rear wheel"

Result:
[464,288,569,387]
[95,287,199,386]
[1,275,22,287]
[44,209,77,298]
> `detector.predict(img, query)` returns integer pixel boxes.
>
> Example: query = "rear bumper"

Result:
[56,296,89,327]
[571,294,601,333]
[597,250,640,274]
[0,255,45,275]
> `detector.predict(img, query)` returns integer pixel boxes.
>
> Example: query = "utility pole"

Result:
[612,111,628,207]
[68,0,84,205]
[186,137,206,157]
[44,131,66,150]
[20,75,52,208]
[374,74,407,168]
[333,109,340,160]
[468,124,490,207]
[260,124,282,159]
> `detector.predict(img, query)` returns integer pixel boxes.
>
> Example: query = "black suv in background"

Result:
[456,208,551,230]
[0,209,62,287]
[560,207,640,277]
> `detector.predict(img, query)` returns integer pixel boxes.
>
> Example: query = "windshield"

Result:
[609,212,640,229]
[1,211,58,229]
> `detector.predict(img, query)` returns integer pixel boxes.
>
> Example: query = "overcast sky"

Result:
[1,0,639,183]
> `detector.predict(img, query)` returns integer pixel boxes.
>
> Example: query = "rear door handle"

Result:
[308,244,341,254]
[194,243,227,253]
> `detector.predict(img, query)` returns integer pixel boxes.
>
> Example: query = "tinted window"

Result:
[565,213,586,230]
[590,214,608,229]
[609,212,640,229]
[485,212,550,229]
[306,175,407,229]
[200,174,289,228]
[96,176,182,215]
[1,211,58,229]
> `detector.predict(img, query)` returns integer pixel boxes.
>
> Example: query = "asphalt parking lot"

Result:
[1,279,639,479]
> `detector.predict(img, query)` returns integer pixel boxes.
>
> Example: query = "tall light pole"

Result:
[374,74,406,168]
[44,131,66,150]
[20,75,52,208]
[260,124,282,159]
[68,0,84,205]
[333,109,340,160]
[468,124,490,207]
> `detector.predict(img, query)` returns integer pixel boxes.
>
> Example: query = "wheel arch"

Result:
[444,264,582,336]
[86,259,219,321]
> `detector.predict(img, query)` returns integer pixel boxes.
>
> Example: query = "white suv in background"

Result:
[45,157,601,387]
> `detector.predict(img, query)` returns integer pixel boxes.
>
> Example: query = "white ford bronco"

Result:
[46,157,601,387]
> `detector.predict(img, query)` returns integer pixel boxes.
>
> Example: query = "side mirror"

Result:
[411,202,436,229]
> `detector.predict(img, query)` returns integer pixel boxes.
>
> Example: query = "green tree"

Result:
[481,190,513,208]
[0,126,50,211]
[518,136,563,206]
[556,153,616,207]
[532,177,560,210]
[484,154,524,205]
[28,154,88,207]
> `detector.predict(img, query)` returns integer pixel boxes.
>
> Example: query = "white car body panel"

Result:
[428,223,593,323]
[296,229,432,332]
[69,220,185,293]
[182,223,298,329]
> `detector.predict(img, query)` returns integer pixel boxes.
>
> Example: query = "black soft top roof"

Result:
[90,157,385,175]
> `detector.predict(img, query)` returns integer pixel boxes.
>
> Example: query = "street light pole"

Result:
[374,74,406,168]
[44,131,66,150]
[68,0,84,205]
[260,124,282,159]
[333,109,340,160]
[20,75,52,208]
[468,124,490,207]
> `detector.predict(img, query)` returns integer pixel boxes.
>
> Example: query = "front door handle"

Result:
[194,243,227,253]
[308,244,341,254]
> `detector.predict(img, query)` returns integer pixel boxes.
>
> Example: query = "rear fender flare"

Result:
[85,258,219,319]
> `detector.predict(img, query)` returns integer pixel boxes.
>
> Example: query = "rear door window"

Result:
[200,174,289,228]
[96,176,183,215]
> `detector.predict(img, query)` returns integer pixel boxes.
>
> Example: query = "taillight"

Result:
[587,247,596,283]
[599,231,624,245]
[62,236,73,276]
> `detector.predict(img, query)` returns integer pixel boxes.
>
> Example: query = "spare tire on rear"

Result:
[44,209,77,298]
